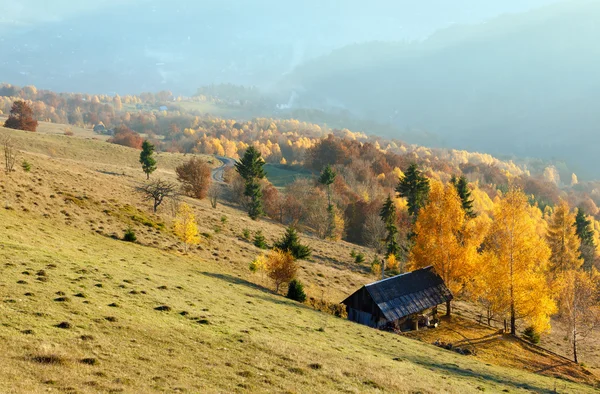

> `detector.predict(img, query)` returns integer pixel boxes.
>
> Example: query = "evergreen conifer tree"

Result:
[450,175,476,218]
[235,147,266,220]
[574,207,596,271]
[396,163,430,219]
[274,227,311,260]
[139,140,157,179]
[379,195,400,259]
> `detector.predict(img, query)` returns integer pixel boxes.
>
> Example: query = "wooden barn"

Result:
[341,266,453,331]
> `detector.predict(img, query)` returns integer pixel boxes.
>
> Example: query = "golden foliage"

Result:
[173,203,200,253]
[546,200,583,273]
[410,180,483,295]
[265,249,298,293]
[477,189,555,333]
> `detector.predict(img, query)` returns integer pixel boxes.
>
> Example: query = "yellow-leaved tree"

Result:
[556,269,600,363]
[546,200,583,273]
[174,203,200,253]
[410,180,486,316]
[478,188,555,335]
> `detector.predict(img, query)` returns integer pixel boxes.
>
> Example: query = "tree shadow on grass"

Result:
[198,271,325,310]
[405,354,564,394]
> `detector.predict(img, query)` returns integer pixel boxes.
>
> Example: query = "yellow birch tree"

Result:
[410,180,485,316]
[546,200,583,273]
[480,188,555,335]
[174,203,200,253]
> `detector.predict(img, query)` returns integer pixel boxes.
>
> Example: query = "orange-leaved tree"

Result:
[479,188,555,335]
[410,180,485,316]
[265,249,297,293]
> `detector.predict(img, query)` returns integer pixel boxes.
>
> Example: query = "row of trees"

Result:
[229,143,599,362]
[399,171,599,362]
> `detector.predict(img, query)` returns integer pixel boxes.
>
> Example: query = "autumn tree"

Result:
[480,188,555,335]
[411,180,483,316]
[2,135,17,174]
[546,201,583,273]
[4,101,38,131]
[136,179,177,212]
[109,126,144,149]
[208,183,220,209]
[274,227,311,260]
[235,146,266,220]
[396,163,430,220]
[575,208,596,271]
[450,175,476,218]
[363,211,387,254]
[139,140,157,179]
[176,157,212,199]
[265,249,298,293]
[379,195,400,260]
[556,269,600,363]
[174,203,200,253]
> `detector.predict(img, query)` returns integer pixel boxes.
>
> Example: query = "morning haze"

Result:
[1,1,600,393]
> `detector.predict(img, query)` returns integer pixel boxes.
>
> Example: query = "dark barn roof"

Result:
[343,266,453,322]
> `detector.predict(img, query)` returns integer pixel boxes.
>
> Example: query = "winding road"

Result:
[211,156,236,183]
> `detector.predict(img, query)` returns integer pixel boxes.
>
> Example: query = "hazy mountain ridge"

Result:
[282,0,600,177]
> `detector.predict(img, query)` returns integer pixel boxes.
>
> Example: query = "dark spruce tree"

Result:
[274,227,311,260]
[319,164,337,239]
[139,140,157,179]
[235,146,266,220]
[379,195,400,258]
[450,175,476,218]
[575,207,596,271]
[396,163,430,220]
[253,230,268,249]
[318,164,336,208]
[286,279,307,302]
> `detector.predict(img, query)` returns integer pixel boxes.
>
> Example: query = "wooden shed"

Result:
[341,266,453,330]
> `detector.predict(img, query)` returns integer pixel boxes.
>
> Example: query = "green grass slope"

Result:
[0,209,595,393]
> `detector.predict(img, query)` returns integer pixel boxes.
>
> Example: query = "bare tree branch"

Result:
[136,179,178,213]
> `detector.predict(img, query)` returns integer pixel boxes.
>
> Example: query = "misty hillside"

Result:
[0,0,553,95]
[282,0,600,177]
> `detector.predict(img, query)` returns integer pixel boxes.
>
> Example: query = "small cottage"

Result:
[341,266,453,331]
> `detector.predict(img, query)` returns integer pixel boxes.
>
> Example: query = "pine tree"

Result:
[139,140,157,179]
[450,175,476,218]
[253,230,268,249]
[235,147,266,220]
[546,201,583,273]
[319,165,339,240]
[396,163,430,219]
[379,195,400,261]
[318,164,336,208]
[274,227,311,260]
[575,208,596,271]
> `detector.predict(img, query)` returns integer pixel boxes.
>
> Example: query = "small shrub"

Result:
[220,215,228,224]
[354,252,365,264]
[350,250,357,258]
[122,227,137,242]
[242,228,251,240]
[523,326,541,344]
[21,160,31,172]
[213,226,222,234]
[286,279,307,302]
[253,231,268,249]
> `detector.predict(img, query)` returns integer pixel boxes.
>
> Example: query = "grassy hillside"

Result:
[0,122,597,392]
